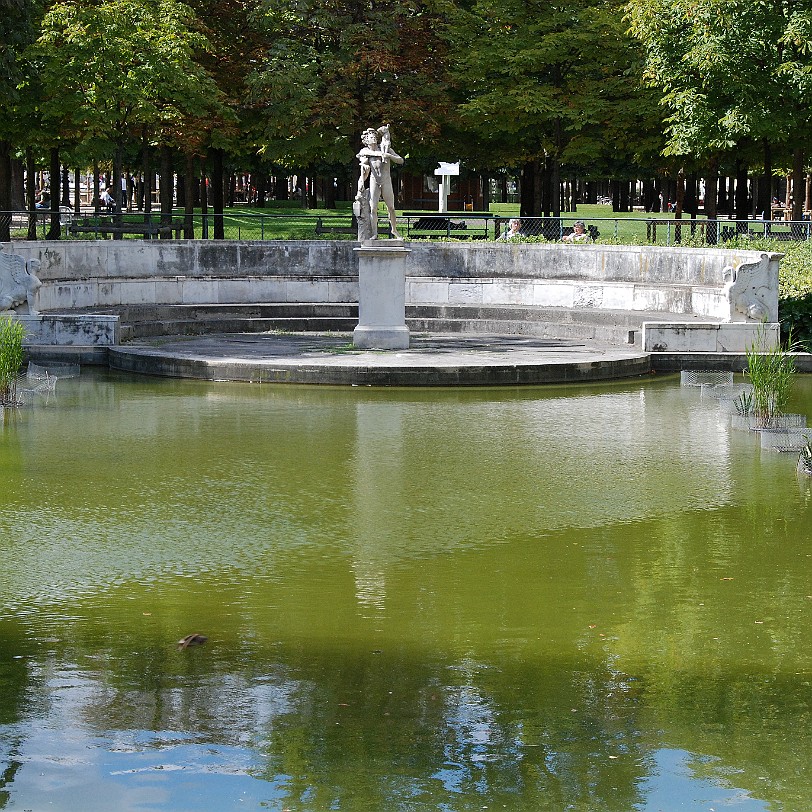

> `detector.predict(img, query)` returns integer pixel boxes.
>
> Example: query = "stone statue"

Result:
[723,253,779,323]
[0,252,41,314]
[355,125,404,241]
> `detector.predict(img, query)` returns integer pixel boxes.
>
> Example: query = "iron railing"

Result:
[2,209,811,245]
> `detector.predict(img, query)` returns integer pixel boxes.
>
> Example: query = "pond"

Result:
[1,370,811,811]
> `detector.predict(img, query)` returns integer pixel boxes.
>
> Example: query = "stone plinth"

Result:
[353,241,410,350]
[17,314,120,346]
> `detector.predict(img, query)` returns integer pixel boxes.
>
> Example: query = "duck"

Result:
[177,633,208,650]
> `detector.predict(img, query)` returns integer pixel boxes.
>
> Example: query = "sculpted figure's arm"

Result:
[383,147,404,166]
[357,153,371,193]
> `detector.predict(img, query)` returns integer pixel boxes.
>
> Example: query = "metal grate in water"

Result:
[681,370,734,387]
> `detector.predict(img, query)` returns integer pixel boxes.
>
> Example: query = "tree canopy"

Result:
[1,0,811,211]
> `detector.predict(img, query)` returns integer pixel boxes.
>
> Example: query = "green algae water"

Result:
[1,370,811,812]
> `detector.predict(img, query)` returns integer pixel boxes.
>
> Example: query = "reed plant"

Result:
[744,328,797,428]
[0,317,26,406]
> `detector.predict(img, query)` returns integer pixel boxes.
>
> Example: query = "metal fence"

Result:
[3,209,812,245]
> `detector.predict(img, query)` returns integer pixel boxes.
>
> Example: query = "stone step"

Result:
[62,303,359,322]
[54,302,720,348]
[404,306,718,347]
[405,316,639,346]
[122,316,357,341]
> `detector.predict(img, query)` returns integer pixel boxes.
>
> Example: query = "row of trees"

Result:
[2,0,812,233]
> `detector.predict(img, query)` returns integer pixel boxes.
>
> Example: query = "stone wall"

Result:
[3,240,780,325]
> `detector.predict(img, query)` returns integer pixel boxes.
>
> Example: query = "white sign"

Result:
[434,161,460,177]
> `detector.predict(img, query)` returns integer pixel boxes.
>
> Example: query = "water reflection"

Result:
[0,372,810,809]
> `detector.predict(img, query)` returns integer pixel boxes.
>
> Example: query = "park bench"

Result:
[67,217,183,239]
[315,217,391,238]
[403,212,492,240]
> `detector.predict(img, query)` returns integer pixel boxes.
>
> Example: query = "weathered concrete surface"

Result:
[642,321,780,353]
[16,314,119,346]
[4,240,778,324]
[353,242,410,349]
[108,332,653,386]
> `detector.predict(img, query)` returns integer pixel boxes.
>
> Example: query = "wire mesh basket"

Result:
[681,370,734,387]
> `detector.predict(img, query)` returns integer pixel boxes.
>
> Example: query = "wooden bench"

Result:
[315,217,391,238]
[404,212,492,240]
[68,218,183,239]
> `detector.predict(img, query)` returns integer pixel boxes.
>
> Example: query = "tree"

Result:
[33,0,228,220]
[0,0,46,238]
[435,0,662,216]
[627,0,812,220]
[247,0,453,198]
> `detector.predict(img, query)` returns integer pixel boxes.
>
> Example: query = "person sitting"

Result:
[563,221,591,243]
[100,187,116,213]
[498,218,522,240]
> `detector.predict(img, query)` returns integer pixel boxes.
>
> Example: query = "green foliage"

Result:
[0,317,26,406]
[626,0,796,158]
[247,0,452,168]
[772,240,812,348]
[32,0,228,151]
[744,328,797,428]
[435,0,664,174]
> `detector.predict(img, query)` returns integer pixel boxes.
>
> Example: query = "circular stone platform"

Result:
[108,332,654,386]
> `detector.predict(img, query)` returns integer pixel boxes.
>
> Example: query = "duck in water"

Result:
[177,633,208,650]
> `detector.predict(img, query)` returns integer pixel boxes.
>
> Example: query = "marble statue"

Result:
[723,253,779,323]
[0,251,41,314]
[355,125,404,241]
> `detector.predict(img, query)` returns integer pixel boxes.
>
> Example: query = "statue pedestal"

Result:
[353,241,410,350]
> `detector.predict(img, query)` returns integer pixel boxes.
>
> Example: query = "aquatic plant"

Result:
[744,328,797,428]
[734,389,754,415]
[0,317,26,406]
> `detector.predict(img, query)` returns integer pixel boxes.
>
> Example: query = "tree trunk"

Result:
[211,147,224,239]
[73,168,81,213]
[159,146,173,236]
[142,143,152,214]
[0,140,11,242]
[520,160,538,217]
[619,180,631,213]
[480,172,490,211]
[11,158,24,210]
[716,173,728,215]
[184,153,195,239]
[200,167,209,239]
[550,157,561,217]
[46,146,61,240]
[26,150,36,240]
[306,173,316,208]
[683,172,697,217]
[324,173,336,209]
[61,166,70,207]
[273,172,287,201]
[112,143,124,238]
[256,170,267,208]
[792,148,805,221]
[758,140,772,219]
[734,158,749,231]
[93,163,101,214]
[227,173,236,208]
[704,161,719,244]
[539,158,549,216]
